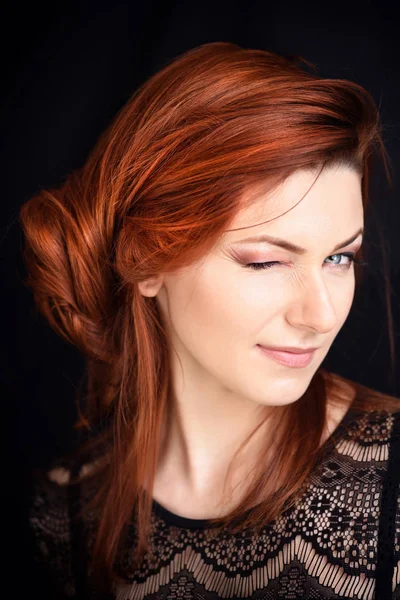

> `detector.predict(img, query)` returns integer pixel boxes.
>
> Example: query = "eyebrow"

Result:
[230,227,364,255]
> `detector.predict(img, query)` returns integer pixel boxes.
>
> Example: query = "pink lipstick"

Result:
[256,345,316,368]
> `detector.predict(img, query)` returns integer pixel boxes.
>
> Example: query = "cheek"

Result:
[228,279,284,325]
[165,275,229,346]
[318,276,356,335]
[197,275,285,345]
[332,273,356,308]
[167,271,278,348]
[186,274,287,333]
[338,285,356,322]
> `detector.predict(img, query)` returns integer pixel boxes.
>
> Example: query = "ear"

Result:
[138,275,165,298]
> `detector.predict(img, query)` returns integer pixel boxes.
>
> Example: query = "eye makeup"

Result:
[226,242,364,270]
[242,252,368,272]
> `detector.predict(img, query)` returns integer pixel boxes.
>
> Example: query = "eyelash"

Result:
[244,253,369,271]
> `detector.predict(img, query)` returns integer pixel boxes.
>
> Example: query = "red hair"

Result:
[19,42,398,590]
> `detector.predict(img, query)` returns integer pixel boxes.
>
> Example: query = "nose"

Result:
[286,273,340,334]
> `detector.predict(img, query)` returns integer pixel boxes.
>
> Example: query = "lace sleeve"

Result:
[394,492,400,598]
[29,465,80,599]
[378,410,400,598]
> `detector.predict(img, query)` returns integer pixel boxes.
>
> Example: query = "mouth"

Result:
[256,344,316,368]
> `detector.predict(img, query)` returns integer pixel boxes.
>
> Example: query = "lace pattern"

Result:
[29,408,400,599]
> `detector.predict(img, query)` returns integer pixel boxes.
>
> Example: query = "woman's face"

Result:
[140,165,364,408]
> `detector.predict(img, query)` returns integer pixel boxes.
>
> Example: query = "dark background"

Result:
[1,0,399,593]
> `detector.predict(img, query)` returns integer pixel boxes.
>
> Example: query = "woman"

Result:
[23,42,400,599]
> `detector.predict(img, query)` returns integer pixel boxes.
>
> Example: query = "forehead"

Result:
[223,166,363,243]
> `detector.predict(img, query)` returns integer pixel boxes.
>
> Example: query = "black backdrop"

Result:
[1,0,399,593]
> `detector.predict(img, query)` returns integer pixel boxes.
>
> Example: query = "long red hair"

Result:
[19,42,399,590]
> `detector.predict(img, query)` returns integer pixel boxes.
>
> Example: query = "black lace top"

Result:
[29,406,400,599]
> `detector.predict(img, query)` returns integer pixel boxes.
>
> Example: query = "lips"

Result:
[256,345,316,368]
[258,345,318,354]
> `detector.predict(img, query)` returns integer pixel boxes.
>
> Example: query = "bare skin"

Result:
[139,165,363,519]
[151,383,355,519]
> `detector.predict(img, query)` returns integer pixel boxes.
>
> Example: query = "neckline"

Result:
[151,400,359,530]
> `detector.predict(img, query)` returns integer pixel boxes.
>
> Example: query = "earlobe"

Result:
[138,276,164,297]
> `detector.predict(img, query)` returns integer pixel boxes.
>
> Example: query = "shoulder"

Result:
[30,458,101,540]
[338,405,400,460]
[29,464,76,598]
[326,371,400,447]
[30,465,73,549]
[321,373,400,470]
[29,459,100,598]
